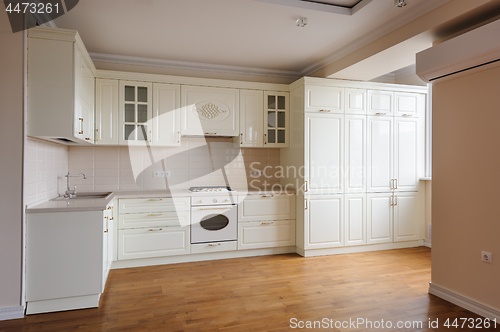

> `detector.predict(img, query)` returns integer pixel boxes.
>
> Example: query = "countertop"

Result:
[26,187,296,213]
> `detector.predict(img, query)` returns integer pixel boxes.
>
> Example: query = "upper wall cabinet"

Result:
[152,83,181,146]
[27,27,96,145]
[345,88,367,114]
[394,92,425,118]
[367,90,394,116]
[181,86,239,136]
[118,81,153,146]
[264,91,289,148]
[239,90,264,147]
[95,79,119,145]
[305,86,344,114]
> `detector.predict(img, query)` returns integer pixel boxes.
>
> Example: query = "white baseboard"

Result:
[0,306,24,321]
[299,240,424,257]
[112,246,297,269]
[429,283,500,320]
[424,240,432,248]
[26,294,101,315]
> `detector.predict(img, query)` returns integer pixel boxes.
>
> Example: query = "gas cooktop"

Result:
[187,186,234,193]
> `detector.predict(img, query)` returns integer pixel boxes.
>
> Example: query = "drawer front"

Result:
[118,227,190,260]
[191,241,237,254]
[238,195,295,222]
[238,220,295,250]
[118,211,191,229]
[119,197,190,213]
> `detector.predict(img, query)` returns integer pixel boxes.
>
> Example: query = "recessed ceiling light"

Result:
[296,17,307,27]
[395,0,408,7]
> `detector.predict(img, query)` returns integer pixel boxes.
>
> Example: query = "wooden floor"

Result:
[0,247,491,331]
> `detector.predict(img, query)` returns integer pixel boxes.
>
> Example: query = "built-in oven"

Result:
[190,193,237,244]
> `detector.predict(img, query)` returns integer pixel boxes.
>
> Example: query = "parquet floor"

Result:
[0,247,494,331]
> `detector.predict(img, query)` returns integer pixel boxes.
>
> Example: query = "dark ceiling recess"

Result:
[300,0,362,9]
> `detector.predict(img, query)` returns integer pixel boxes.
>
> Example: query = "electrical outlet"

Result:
[153,171,171,178]
[481,251,493,264]
[250,170,262,177]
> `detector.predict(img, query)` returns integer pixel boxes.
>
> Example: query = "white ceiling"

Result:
[53,0,431,77]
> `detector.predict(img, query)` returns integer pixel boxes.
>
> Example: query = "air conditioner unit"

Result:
[416,19,500,83]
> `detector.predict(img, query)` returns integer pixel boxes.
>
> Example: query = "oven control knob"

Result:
[213,198,217,203]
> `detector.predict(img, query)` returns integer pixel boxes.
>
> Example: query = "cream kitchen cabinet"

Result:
[305,86,344,113]
[394,92,425,118]
[95,79,119,145]
[152,83,181,146]
[117,197,191,260]
[367,193,393,244]
[27,27,95,145]
[345,115,366,193]
[345,194,366,246]
[367,90,393,116]
[238,194,295,222]
[345,88,367,114]
[394,117,421,192]
[239,89,264,147]
[26,204,114,314]
[181,85,239,136]
[304,113,344,194]
[264,91,289,147]
[238,220,295,250]
[393,192,419,242]
[304,195,344,249]
[367,116,394,192]
[118,81,153,145]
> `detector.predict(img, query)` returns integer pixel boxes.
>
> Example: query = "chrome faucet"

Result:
[65,172,86,198]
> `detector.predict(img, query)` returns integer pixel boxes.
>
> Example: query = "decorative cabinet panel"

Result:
[118,197,190,214]
[345,194,366,246]
[118,211,190,229]
[152,83,181,146]
[238,194,295,222]
[367,116,394,192]
[393,192,419,242]
[95,79,119,145]
[394,118,420,192]
[238,220,295,250]
[27,28,96,145]
[394,92,425,118]
[367,90,393,116]
[345,88,366,114]
[305,113,344,194]
[264,91,289,147]
[304,195,344,249]
[305,86,344,113]
[118,227,190,260]
[345,115,366,193]
[118,81,153,145]
[239,89,264,147]
[181,85,239,136]
[367,193,393,244]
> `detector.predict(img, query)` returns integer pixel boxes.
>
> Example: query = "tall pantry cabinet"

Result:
[283,77,426,256]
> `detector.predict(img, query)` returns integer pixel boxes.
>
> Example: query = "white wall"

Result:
[0,11,23,310]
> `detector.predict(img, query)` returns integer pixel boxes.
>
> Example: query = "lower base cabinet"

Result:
[345,194,367,246]
[304,195,344,249]
[393,192,419,242]
[367,193,393,244]
[191,241,237,254]
[118,227,190,260]
[238,220,295,250]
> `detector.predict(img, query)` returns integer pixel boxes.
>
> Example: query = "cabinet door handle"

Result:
[208,243,221,247]
[110,217,114,221]
[390,179,394,190]
[305,198,308,210]
[402,114,413,117]
[204,132,217,135]
[394,195,398,206]
[261,222,274,225]
[375,112,387,115]
[148,213,162,217]
[394,179,398,189]
[390,195,394,206]
[148,228,163,231]
[264,133,267,144]
[319,109,331,112]
[261,194,274,198]
[148,198,163,201]
[304,181,308,192]
[78,117,84,134]
[178,131,180,143]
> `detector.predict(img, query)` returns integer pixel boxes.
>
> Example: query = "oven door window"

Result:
[200,214,229,231]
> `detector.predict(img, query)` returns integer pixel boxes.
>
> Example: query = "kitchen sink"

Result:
[52,192,113,200]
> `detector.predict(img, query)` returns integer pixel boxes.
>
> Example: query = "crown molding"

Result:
[90,53,302,79]
[300,0,451,76]
[253,0,372,15]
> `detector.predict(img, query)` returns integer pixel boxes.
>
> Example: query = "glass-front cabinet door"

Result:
[264,91,289,148]
[119,81,153,145]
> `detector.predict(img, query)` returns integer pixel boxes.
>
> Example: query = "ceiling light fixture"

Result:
[394,0,408,7]
[296,17,307,27]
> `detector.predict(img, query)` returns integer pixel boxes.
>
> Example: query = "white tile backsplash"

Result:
[25,137,69,205]
[67,138,280,192]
